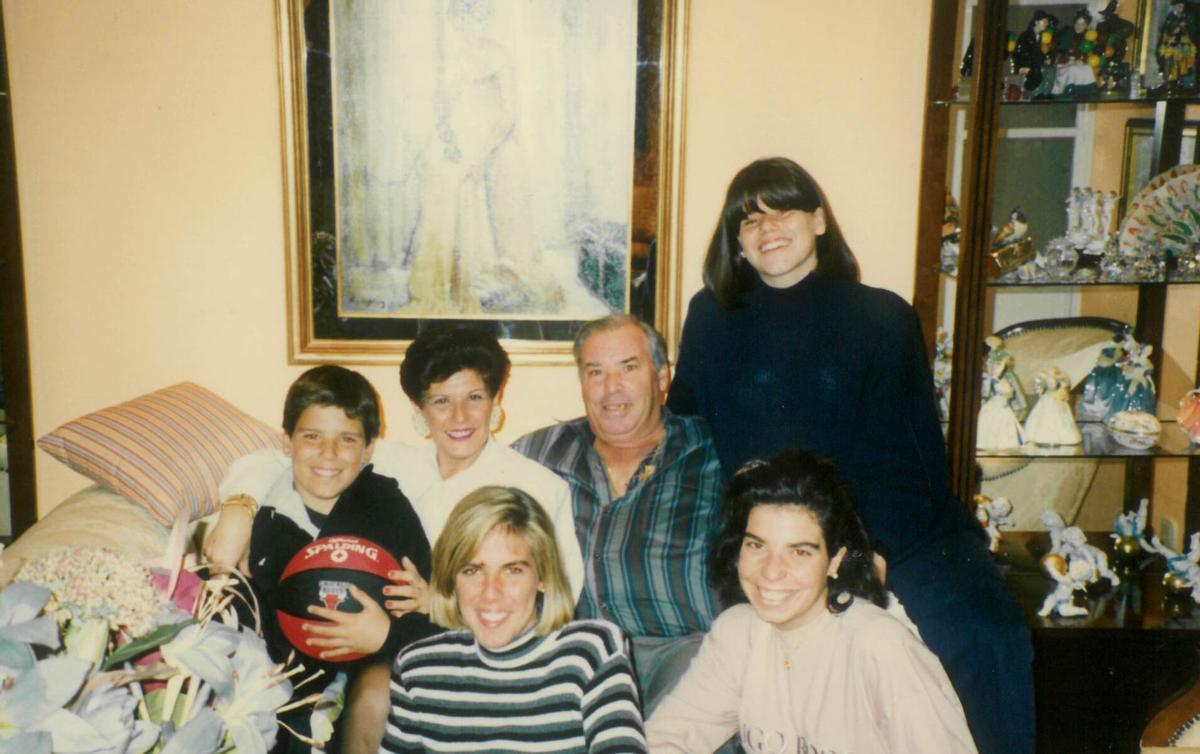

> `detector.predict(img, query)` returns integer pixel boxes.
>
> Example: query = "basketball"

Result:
[276,534,401,662]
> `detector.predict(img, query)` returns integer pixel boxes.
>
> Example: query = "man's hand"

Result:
[304,585,390,660]
[202,504,254,576]
[382,557,430,618]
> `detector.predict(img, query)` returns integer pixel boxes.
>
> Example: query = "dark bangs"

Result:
[721,158,823,229]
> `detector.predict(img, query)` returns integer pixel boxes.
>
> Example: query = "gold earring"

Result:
[490,405,505,432]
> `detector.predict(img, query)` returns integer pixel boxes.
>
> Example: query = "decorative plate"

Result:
[1118,164,1200,257]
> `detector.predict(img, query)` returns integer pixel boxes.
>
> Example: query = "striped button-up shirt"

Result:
[513,409,723,638]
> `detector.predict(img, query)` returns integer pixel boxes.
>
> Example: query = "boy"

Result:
[243,365,435,754]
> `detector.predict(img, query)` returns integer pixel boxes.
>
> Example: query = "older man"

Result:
[513,314,723,713]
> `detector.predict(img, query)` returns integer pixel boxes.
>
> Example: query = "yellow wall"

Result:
[4,1,933,515]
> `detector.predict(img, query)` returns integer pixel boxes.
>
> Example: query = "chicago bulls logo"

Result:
[318,580,350,610]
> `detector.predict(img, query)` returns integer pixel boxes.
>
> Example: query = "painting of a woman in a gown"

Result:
[332,0,636,319]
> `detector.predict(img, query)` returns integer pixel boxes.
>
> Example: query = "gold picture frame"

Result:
[1119,117,1199,217]
[276,0,689,364]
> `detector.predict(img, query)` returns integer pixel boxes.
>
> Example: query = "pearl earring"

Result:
[411,412,430,437]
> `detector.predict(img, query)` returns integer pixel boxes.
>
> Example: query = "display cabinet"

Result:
[915,1,1200,751]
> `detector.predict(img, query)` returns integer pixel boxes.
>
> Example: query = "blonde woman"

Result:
[382,486,646,753]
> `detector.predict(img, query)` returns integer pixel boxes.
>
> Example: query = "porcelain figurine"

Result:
[1038,554,1091,617]
[1114,341,1156,417]
[988,336,1027,413]
[1095,1,1137,94]
[1013,10,1059,97]
[1156,0,1199,94]
[939,192,961,276]
[1178,388,1200,444]
[1024,366,1082,446]
[1041,509,1120,588]
[975,495,1015,553]
[1051,8,1099,97]
[1111,498,1149,566]
[1144,532,1200,602]
[977,336,1027,449]
[933,328,953,422]
[978,375,1026,450]
[993,208,1030,247]
[1078,340,1125,420]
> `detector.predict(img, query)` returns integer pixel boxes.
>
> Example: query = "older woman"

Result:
[202,325,582,754]
[383,486,645,753]
[646,450,975,754]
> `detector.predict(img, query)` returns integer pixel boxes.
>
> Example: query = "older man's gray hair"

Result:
[572,314,668,372]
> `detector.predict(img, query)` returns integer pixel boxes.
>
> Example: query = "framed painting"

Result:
[1119,117,1198,216]
[276,0,688,364]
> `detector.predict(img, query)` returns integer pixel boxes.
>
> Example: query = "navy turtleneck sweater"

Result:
[668,272,976,564]
[668,272,1034,754]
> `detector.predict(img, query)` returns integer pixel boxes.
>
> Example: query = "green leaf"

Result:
[1186,205,1200,228]
[103,619,195,670]
[1172,219,1194,237]
[143,688,166,722]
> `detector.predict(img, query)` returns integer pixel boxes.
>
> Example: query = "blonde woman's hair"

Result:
[429,486,574,635]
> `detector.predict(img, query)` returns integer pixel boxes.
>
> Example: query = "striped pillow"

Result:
[37,383,283,525]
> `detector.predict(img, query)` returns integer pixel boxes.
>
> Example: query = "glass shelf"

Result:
[988,277,1200,288]
[934,92,1199,108]
[1005,561,1200,633]
[975,421,1199,459]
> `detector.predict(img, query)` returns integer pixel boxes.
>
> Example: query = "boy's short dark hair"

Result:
[282,365,381,442]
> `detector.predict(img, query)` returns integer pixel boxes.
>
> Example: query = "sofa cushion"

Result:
[37,382,282,525]
[1,485,169,584]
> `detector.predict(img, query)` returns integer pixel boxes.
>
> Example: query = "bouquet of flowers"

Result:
[0,528,328,754]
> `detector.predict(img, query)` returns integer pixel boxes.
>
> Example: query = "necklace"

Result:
[780,635,800,670]
[595,435,662,497]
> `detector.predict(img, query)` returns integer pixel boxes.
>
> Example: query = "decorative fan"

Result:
[1118,164,1200,257]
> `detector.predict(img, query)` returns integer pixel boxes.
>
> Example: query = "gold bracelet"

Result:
[221,494,259,519]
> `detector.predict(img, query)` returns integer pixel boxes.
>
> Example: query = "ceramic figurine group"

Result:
[974,336,1083,450]
[993,185,1165,284]
[1038,509,1120,618]
[959,1,1195,100]
[1036,499,1200,618]
[974,332,1166,452]
[1078,335,1157,418]
[1003,2,1140,101]
[1077,334,1163,449]
[1065,187,1120,252]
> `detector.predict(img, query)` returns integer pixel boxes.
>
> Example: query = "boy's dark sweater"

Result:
[248,464,438,674]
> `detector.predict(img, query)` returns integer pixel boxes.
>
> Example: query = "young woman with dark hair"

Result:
[666,157,1032,754]
[646,450,975,753]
